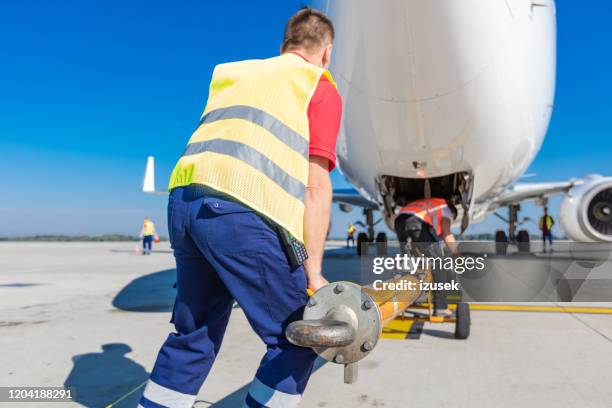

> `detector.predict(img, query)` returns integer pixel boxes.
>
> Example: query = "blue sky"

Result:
[1,1,611,238]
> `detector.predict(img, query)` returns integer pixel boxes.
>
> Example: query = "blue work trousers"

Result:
[142,235,153,254]
[140,186,316,408]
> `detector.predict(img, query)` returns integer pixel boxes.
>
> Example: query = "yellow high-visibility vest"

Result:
[143,220,155,236]
[539,215,553,230]
[168,53,336,242]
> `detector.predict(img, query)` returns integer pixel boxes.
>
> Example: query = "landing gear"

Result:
[509,205,530,253]
[355,209,384,256]
[517,229,530,253]
[508,204,519,243]
[495,230,508,256]
[375,232,387,255]
[493,204,532,255]
[356,232,369,256]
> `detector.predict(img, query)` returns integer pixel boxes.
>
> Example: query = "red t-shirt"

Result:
[291,52,343,171]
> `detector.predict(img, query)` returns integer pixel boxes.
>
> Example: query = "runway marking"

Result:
[381,319,425,339]
[380,304,612,341]
[466,304,612,314]
[381,319,413,339]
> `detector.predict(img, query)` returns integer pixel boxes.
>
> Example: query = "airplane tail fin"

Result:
[142,156,170,195]
[142,156,156,193]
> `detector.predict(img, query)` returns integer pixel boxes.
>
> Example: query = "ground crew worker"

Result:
[139,217,156,255]
[346,223,356,248]
[139,8,342,408]
[394,198,458,317]
[539,207,555,253]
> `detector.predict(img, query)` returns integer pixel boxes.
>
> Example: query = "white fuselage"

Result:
[311,0,556,220]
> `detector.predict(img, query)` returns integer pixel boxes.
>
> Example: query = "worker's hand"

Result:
[307,274,329,293]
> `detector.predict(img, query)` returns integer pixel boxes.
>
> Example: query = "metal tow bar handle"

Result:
[286,282,381,384]
[286,275,427,384]
[285,319,356,348]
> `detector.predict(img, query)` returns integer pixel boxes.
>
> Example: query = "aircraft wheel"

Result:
[356,232,369,256]
[455,302,471,339]
[517,229,530,253]
[375,232,387,255]
[495,230,508,256]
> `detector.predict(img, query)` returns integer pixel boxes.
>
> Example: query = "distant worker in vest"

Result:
[539,207,555,253]
[139,217,157,255]
[140,9,342,408]
[394,198,458,317]
[346,223,356,248]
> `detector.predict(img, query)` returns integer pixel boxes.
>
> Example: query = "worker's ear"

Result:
[322,44,332,69]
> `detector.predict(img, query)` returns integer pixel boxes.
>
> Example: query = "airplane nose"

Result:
[331,1,513,102]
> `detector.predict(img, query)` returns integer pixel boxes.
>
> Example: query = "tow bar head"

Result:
[286,281,381,371]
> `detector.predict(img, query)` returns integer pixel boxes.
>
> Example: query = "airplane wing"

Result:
[489,179,583,209]
[142,156,379,209]
[332,187,379,210]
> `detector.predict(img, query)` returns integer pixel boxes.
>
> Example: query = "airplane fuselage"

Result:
[311,0,556,222]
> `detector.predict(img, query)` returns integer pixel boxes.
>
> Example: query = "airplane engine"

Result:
[559,175,612,242]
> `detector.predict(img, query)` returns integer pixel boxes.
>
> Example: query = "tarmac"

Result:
[1,241,612,408]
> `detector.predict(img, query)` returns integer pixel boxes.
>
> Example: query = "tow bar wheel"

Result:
[454,302,471,339]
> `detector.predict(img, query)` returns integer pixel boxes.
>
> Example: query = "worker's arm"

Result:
[441,218,459,256]
[303,155,332,292]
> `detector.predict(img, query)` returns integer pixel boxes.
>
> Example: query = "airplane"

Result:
[143,0,612,255]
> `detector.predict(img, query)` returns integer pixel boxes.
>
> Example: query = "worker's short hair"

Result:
[281,8,335,53]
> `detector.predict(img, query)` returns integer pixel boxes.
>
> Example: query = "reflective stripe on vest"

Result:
[167,53,335,242]
[193,105,309,159]
[182,138,305,201]
[399,198,447,237]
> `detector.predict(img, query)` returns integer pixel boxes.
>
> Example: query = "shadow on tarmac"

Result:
[64,343,148,408]
[421,328,456,339]
[113,269,176,312]
[111,246,362,315]
[111,244,612,315]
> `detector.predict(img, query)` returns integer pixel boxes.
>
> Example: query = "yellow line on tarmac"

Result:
[381,319,414,339]
[467,304,612,314]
